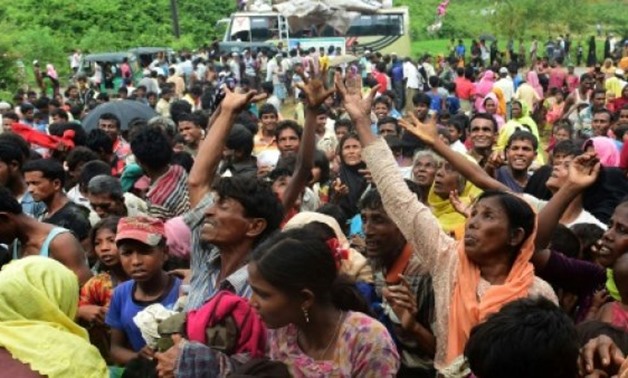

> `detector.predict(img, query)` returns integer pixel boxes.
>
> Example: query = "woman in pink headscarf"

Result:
[46,63,60,97]
[526,70,544,100]
[584,137,620,167]
[480,92,505,129]
[474,70,495,111]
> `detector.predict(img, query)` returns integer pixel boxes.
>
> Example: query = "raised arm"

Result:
[187,87,263,207]
[336,74,454,269]
[533,152,600,257]
[280,67,335,211]
[399,114,510,192]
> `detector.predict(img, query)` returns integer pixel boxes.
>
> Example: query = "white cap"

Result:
[499,67,508,74]
[615,68,625,77]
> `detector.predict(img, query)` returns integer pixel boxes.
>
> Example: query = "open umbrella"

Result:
[478,33,496,42]
[81,100,158,132]
[330,54,359,67]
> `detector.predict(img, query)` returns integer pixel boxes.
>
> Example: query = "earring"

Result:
[302,307,310,323]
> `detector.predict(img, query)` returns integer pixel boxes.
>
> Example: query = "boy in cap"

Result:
[106,216,182,365]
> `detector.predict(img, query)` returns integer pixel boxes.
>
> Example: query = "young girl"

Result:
[248,227,399,376]
[105,216,181,365]
[79,217,128,322]
[78,216,129,360]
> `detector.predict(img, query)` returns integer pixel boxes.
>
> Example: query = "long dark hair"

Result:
[89,216,121,250]
[251,227,370,314]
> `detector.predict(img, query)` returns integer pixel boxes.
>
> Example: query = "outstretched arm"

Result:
[187,88,264,207]
[280,67,335,212]
[532,153,600,263]
[336,74,455,271]
[399,114,510,192]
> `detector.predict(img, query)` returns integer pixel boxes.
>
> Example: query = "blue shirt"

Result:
[391,64,404,82]
[106,277,182,351]
[20,191,46,218]
[427,92,443,112]
[446,95,461,115]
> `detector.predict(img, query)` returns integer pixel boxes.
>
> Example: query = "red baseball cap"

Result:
[116,216,166,246]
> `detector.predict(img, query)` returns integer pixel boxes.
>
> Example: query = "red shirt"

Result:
[372,71,389,94]
[454,77,475,100]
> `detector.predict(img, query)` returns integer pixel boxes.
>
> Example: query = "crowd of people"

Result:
[0,33,627,378]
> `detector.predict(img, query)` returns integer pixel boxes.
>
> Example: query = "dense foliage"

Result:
[0,0,235,80]
[0,0,625,99]
[396,0,626,42]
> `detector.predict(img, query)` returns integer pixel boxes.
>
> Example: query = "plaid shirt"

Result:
[184,194,253,311]
[176,341,252,378]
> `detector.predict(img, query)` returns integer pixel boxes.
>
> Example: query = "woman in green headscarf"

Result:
[496,99,546,165]
[0,256,109,378]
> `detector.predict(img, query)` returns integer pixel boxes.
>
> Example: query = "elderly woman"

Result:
[0,257,109,378]
[336,77,561,376]
[411,150,441,203]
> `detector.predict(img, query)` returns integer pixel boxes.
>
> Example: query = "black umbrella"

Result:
[478,33,496,42]
[81,100,158,132]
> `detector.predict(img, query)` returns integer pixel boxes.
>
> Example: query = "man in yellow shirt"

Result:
[319,47,330,73]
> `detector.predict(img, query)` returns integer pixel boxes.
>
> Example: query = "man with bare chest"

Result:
[0,187,91,285]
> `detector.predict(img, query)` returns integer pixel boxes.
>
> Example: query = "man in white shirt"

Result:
[403,57,421,114]
[229,53,242,82]
[71,49,81,74]
[493,67,515,117]
[421,54,437,79]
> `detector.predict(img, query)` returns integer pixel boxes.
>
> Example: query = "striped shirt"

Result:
[184,194,253,311]
[146,164,190,220]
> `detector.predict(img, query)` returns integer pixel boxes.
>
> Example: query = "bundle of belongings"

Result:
[126,290,289,378]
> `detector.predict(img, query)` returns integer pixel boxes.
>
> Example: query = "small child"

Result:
[106,216,182,365]
[446,116,468,153]
[597,254,628,331]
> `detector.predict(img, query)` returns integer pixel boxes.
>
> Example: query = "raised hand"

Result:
[220,86,266,112]
[449,190,472,218]
[335,72,379,121]
[398,113,439,146]
[383,275,418,333]
[332,178,349,198]
[295,66,335,108]
[567,152,600,190]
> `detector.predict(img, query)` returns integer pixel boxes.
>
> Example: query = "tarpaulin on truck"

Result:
[246,0,384,34]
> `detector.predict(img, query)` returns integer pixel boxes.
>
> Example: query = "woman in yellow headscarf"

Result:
[491,87,507,119]
[428,156,483,238]
[0,256,109,378]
